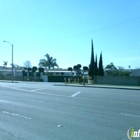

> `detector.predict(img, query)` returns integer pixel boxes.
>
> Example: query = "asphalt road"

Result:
[0,82,140,140]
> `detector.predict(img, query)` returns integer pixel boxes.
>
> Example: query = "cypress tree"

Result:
[88,39,94,78]
[94,54,98,76]
[98,52,104,76]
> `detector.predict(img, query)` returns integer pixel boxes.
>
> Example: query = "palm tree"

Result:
[38,54,59,69]
[3,61,8,68]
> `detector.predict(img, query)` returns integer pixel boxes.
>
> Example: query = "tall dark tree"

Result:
[88,39,94,78]
[94,54,98,76]
[98,52,104,76]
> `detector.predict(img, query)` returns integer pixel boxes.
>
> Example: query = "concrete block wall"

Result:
[0,76,23,81]
[95,76,140,86]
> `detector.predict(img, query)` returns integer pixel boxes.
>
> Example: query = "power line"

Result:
[66,16,140,38]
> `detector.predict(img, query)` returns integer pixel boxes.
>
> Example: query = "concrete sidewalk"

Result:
[54,83,140,90]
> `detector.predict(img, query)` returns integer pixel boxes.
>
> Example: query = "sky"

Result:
[0,0,140,69]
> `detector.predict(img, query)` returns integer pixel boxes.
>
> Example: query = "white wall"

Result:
[41,75,48,82]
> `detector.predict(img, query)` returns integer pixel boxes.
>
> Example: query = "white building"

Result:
[131,68,140,76]
[0,67,74,76]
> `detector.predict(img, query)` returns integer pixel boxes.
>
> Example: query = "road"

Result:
[0,82,140,140]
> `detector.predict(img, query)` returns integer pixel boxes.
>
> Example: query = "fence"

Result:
[94,76,140,86]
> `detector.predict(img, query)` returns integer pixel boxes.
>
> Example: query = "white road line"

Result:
[2,111,32,120]
[0,85,71,98]
[25,99,44,103]
[71,91,81,97]
[46,93,71,98]
[121,113,140,118]
[30,88,46,92]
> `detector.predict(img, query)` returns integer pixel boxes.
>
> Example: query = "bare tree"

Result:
[23,61,31,68]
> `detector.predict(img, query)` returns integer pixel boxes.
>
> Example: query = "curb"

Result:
[0,81,18,83]
[53,84,140,90]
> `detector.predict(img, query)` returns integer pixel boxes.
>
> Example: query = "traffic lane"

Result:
[0,84,82,97]
[0,84,73,98]
[1,85,140,118]
[0,100,134,140]
[0,82,77,91]
[76,88,140,104]
[1,86,140,139]
[0,88,96,140]
[0,93,127,140]
[1,90,139,140]
[1,85,140,122]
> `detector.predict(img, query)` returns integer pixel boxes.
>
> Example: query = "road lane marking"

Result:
[121,113,140,118]
[2,111,32,120]
[1,85,140,105]
[0,85,71,98]
[71,91,81,97]
[25,99,44,103]
[30,88,46,92]
[46,92,71,98]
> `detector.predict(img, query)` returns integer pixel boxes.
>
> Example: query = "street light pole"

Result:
[12,44,13,82]
[3,41,14,82]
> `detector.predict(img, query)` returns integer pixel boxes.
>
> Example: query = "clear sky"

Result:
[0,0,140,69]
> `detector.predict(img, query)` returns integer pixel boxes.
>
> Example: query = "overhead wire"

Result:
[65,16,140,38]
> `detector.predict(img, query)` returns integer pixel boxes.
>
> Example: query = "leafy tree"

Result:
[88,39,94,78]
[38,54,59,69]
[83,66,88,75]
[22,70,27,80]
[32,66,37,73]
[39,67,44,73]
[37,67,44,80]
[68,67,72,71]
[105,65,131,76]
[68,67,74,75]
[105,62,117,70]
[68,65,88,83]
[98,52,104,76]
[73,64,82,76]
[68,65,88,76]
[23,61,31,68]
[31,66,37,80]
[27,67,32,72]
[73,65,78,70]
